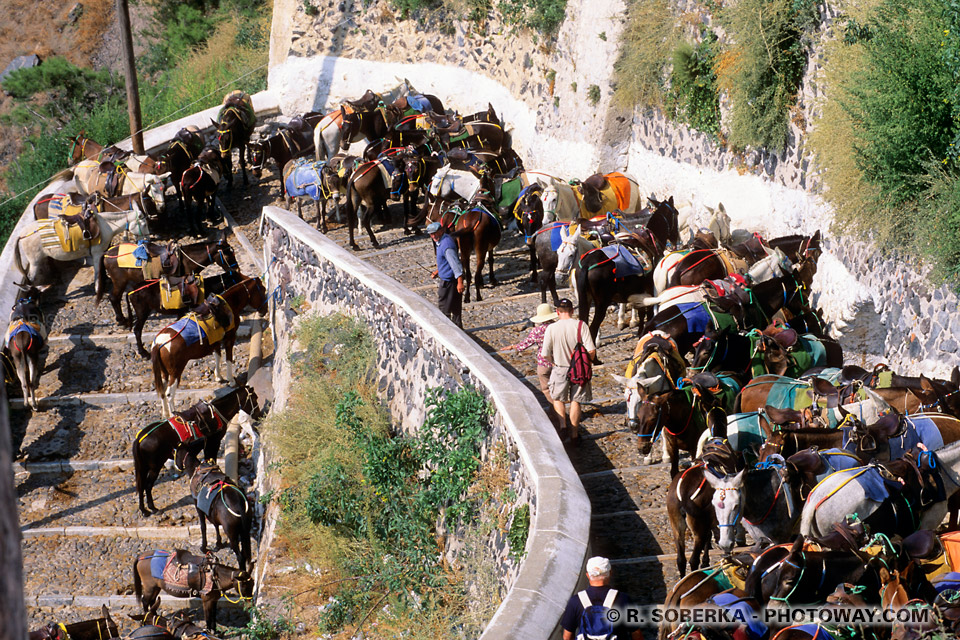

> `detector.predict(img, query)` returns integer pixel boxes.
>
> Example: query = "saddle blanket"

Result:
[159,275,201,311]
[161,554,212,595]
[500,178,525,212]
[758,376,815,413]
[46,193,83,218]
[600,244,648,278]
[708,593,767,640]
[676,302,713,335]
[890,415,944,459]
[536,222,571,251]
[36,218,93,253]
[284,158,325,201]
[724,413,766,459]
[790,334,828,373]
[197,481,246,518]
[157,312,230,348]
[932,570,960,595]
[605,172,632,211]
[220,91,256,130]
[405,94,432,113]
[148,550,171,580]
[788,625,836,640]
[5,319,43,349]
[169,415,203,444]
[942,532,960,572]
[117,242,167,278]
[820,466,894,504]
[818,448,862,479]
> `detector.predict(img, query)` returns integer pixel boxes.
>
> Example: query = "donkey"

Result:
[134,548,253,630]
[343,155,409,250]
[180,149,223,233]
[249,122,316,196]
[574,172,643,216]
[126,271,246,359]
[29,606,119,640]
[213,91,256,189]
[184,453,253,573]
[72,160,170,209]
[134,385,259,515]
[152,278,267,417]
[96,233,238,329]
[451,200,502,303]
[69,131,162,173]
[5,285,46,410]
[534,221,592,305]
[158,126,205,212]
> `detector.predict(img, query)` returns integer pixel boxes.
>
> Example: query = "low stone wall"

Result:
[261,206,590,639]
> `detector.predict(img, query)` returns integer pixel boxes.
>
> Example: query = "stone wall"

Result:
[261,207,590,639]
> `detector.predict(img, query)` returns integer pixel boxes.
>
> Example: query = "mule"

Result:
[533,222,592,305]
[6,285,46,410]
[180,149,223,233]
[158,126,205,212]
[575,172,642,216]
[184,453,253,573]
[213,91,256,189]
[766,537,873,607]
[134,548,253,630]
[134,385,259,515]
[451,202,502,303]
[343,155,409,249]
[249,122,316,196]
[69,131,163,173]
[15,202,150,286]
[283,157,338,232]
[338,103,401,151]
[29,606,119,640]
[72,159,169,205]
[96,233,238,329]
[400,148,445,234]
[127,271,246,358]
[151,278,267,417]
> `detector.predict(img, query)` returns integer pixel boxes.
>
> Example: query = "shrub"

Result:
[587,84,601,106]
[718,0,818,151]
[497,0,567,35]
[613,0,678,110]
[915,164,960,282]
[666,33,721,137]
[508,503,530,559]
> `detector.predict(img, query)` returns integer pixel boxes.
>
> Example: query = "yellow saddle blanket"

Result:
[159,276,203,311]
[37,218,97,253]
[116,243,166,279]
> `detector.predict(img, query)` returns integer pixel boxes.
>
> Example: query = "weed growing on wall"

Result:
[666,32,721,138]
[613,0,678,110]
[265,313,515,637]
[497,0,567,35]
[717,0,817,151]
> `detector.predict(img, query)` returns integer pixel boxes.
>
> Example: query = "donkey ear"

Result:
[211,118,218,128]
[790,536,805,555]
[952,366,960,389]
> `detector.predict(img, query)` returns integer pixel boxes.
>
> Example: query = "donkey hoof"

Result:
[350,244,361,252]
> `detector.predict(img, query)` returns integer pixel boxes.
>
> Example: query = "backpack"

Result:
[576,588,618,640]
[568,321,593,385]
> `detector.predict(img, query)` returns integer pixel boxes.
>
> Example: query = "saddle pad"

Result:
[149,550,171,580]
[499,177,523,211]
[197,483,219,516]
[600,244,647,278]
[286,159,325,200]
[791,334,828,372]
[535,222,570,251]
[115,243,145,269]
[5,319,42,349]
[55,218,96,252]
[159,276,196,311]
[762,376,814,412]
[677,302,709,335]
[725,413,766,455]
[707,593,767,640]
[824,467,892,503]
[819,448,862,478]
[889,415,944,459]
[160,313,229,348]
[161,555,212,595]
[605,172,632,211]
[942,535,960,572]
[169,415,202,444]
[48,194,83,218]
[789,625,836,640]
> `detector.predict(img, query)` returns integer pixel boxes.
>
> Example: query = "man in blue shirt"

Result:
[427,221,465,328]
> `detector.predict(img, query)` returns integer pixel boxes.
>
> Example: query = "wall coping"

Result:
[261,206,591,638]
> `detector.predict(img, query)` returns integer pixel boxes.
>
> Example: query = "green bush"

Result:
[508,503,530,559]
[498,0,567,35]
[666,33,721,138]
[1,57,122,111]
[718,0,817,151]
[915,164,960,281]
[613,0,678,110]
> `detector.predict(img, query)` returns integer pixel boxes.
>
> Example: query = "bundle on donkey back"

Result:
[134,384,259,516]
[134,547,252,631]
[183,450,253,573]
[5,284,46,410]
[151,277,267,417]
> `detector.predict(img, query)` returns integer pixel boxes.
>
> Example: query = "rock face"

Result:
[267,0,960,375]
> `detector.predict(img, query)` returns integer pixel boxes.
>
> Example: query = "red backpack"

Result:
[567,321,593,385]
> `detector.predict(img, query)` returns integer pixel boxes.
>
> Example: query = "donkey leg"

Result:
[317,199,327,233]
[674,514,688,578]
[213,350,226,383]
[224,342,237,387]
[488,247,497,286]
[165,378,180,416]
[474,249,485,302]
[144,464,162,514]
[617,303,628,330]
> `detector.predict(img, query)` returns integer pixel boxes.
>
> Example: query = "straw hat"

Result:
[529,303,558,324]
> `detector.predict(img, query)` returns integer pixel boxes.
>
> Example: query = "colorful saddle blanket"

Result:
[5,319,43,349]
[708,592,767,640]
[723,412,767,459]
[284,157,326,201]
[161,554,212,595]
[36,218,96,253]
[536,221,571,251]
[600,244,648,278]
[159,310,233,348]
[605,172,632,211]
[788,334,829,374]
[169,415,203,444]
[159,275,203,311]
[405,94,432,114]
[46,193,84,218]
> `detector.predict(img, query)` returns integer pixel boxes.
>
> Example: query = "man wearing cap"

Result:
[427,221,465,328]
[541,298,596,446]
[506,303,560,428]
[560,556,640,640]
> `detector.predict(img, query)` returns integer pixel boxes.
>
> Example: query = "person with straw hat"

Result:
[506,302,560,429]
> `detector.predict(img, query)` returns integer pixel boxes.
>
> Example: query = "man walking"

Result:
[541,298,596,446]
[427,221,465,328]
[560,556,640,640]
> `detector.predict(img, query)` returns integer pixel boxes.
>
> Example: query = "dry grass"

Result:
[613,0,679,110]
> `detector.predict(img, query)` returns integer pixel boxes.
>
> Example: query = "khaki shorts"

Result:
[537,365,553,400]
[548,366,592,404]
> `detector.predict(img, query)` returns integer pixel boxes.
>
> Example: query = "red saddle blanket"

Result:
[170,416,203,444]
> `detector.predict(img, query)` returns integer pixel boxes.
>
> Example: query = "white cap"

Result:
[586,556,611,578]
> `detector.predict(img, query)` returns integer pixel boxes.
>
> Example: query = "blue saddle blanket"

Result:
[285,158,325,201]
[539,222,569,251]
[891,415,945,458]
[601,244,647,278]
[166,315,220,347]
[677,302,709,335]
[406,94,432,113]
[708,592,767,640]
[819,448,862,478]
[149,550,171,580]
[829,467,893,503]
[5,320,41,347]
[934,571,960,595]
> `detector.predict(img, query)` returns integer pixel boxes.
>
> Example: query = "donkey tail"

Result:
[13,239,27,282]
[133,555,144,601]
[151,342,165,402]
[51,167,75,182]
[132,430,144,506]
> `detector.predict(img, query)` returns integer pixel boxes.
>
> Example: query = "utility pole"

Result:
[116,0,145,153]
